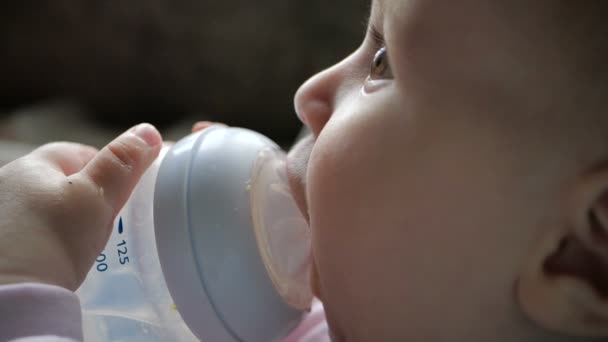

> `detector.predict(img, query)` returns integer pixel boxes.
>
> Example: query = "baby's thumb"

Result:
[81,123,162,213]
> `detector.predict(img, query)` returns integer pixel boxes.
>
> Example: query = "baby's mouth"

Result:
[286,134,314,224]
[286,134,325,301]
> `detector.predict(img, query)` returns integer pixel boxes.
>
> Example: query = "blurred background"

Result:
[0,0,368,164]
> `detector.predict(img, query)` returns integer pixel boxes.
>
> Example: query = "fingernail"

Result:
[131,123,162,147]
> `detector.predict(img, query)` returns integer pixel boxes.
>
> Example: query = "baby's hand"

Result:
[0,124,162,291]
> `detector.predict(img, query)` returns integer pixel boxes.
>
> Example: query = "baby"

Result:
[2,0,608,341]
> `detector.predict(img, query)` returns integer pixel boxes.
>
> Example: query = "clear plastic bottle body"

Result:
[76,146,199,342]
[75,126,315,342]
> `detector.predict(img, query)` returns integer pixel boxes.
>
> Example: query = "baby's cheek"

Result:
[307,146,379,301]
[305,110,419,338]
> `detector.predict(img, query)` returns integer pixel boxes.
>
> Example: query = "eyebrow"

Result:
[367,0,386,27]
[371,0,385,17]
[367,0,385,44]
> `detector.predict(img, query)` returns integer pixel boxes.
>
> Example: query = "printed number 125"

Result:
[117,240,129,265]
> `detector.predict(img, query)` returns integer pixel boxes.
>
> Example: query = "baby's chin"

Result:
[310,257,322,300]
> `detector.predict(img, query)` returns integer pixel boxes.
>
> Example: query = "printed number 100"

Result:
[96,253,108,272]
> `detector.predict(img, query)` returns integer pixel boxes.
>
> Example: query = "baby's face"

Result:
[287,1,605,341]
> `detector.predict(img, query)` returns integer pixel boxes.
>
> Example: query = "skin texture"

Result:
[3,1,608,341]
[288,0,608,341]
[0,124,161,290]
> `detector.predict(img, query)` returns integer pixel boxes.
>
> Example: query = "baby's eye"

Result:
[369,47,393,80]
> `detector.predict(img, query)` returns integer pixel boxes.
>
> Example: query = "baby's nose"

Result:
[293,64,342,138]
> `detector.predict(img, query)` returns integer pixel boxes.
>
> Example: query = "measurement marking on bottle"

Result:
[94,218,131,272]
[96,253,108,272]
[117,239,130,265]
[116,218,129,265]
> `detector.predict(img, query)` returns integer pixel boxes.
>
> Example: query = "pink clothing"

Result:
[0,284,82,342]
[283,300,330,342]
[0,283,328,342]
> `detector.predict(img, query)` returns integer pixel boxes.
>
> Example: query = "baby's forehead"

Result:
[381,2,584,77]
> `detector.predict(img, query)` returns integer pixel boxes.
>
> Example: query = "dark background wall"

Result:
[0,0,368,144]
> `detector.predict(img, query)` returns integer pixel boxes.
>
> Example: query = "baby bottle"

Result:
[76,125,314,342]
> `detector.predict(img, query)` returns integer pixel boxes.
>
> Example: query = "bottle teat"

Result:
[249,147,313,311]
[153,125,313,342]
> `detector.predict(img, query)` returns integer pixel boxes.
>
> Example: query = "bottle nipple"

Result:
[249,148,313,310]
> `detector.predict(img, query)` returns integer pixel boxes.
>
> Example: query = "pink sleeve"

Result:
[282,299,330,342]
[0,283,83,342]
[0,283,327,342]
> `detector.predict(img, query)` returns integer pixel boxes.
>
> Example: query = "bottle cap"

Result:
[154,126,313,342]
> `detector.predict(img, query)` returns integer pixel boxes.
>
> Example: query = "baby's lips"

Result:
[286,135,315,223]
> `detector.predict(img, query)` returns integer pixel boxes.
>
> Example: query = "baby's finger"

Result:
[80,123,162,212]
[30,142,99,176]
[192,121,227,133]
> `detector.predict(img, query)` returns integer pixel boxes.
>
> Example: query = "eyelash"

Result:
[367,25,392,80]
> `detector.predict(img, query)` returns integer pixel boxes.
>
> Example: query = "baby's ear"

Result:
[517,171,608,337]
